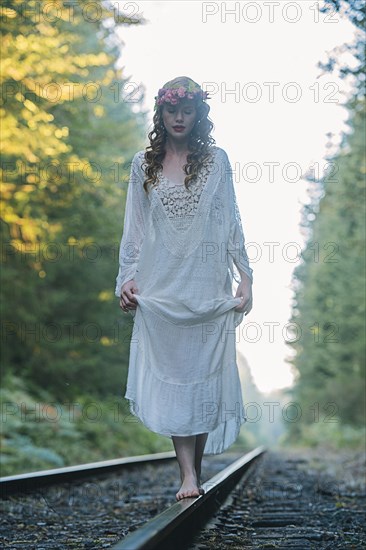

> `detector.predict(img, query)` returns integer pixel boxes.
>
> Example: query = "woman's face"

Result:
[162,99,197,141]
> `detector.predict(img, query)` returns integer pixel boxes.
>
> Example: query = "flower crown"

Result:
[154,82,210,110]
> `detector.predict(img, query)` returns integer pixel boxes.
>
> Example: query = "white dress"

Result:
[115,146,253,455]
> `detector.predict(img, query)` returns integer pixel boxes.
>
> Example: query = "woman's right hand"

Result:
[120,279,139,312]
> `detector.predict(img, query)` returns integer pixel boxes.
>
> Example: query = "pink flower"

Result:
[154,84,211,110]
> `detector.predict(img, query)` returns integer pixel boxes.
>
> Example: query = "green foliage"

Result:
[284,1,365,447]
[281,422,366,450]
[286,97,366,443]
[1,1,148,400]
[319,0,365,99]
[1,375,174,476]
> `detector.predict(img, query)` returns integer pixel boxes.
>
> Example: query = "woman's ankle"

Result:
[181,469,198,480]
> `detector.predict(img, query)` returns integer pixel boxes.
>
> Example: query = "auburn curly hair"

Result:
[141,76,216,194]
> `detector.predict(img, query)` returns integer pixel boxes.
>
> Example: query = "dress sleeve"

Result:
[223,150,254,285]
[115,152,147,298]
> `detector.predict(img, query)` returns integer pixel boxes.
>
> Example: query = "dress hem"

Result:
[124,396,247,455]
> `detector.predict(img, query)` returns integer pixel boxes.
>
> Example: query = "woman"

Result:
[115,76,253,501]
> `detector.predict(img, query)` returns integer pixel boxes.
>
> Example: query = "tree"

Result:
[285,0,365,442]
[1,0,148,399]
[318,0,365,99]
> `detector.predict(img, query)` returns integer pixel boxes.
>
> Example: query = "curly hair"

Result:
[141,76,216,194]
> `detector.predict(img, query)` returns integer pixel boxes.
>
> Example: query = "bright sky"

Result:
[114,1,355,393]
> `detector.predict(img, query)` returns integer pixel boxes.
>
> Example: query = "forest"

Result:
[284,0,365,448]
[0,0,365,475]
[1,0,165,474]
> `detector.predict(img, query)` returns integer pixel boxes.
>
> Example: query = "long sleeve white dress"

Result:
[115,146,253,455]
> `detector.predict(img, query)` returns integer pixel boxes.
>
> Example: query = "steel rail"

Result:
[111,445,266,550]
[0,450,177,498]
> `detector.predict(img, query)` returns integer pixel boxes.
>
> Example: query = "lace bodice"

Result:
[154,153,216,221]
[115,146,253,297]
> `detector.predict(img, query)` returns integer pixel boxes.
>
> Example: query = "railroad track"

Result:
[1,445,364,548]
[0,446,264,548]
[0,450,179,498]
[187,448,366,549]
[111,446,265,550]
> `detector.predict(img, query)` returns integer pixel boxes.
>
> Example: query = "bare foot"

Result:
[176,473,201,501]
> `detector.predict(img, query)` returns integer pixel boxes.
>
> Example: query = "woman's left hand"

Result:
[234,276,253,315]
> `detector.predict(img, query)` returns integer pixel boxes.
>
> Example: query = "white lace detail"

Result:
[149,149,221,259]
[155,152,216,219]
[115,146,253,298]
